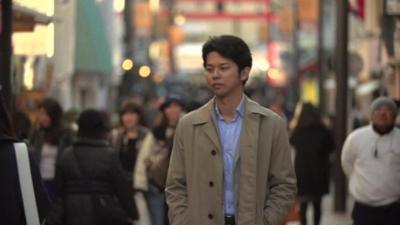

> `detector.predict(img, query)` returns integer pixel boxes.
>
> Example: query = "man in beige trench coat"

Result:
[166,35,297,225]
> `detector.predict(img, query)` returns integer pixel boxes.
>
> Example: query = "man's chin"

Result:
[372,124,394,135]
[214,91,227,98]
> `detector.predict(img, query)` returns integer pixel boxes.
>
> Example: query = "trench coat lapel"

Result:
[201,118,221,151]
[192,99,222,151]
[236,98,260,224]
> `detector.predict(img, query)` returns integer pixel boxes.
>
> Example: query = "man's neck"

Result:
[215,93,243,121]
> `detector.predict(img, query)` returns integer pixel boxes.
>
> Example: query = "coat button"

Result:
[211,150,216,155]
[208,214,213,219]
[209,181,214,187]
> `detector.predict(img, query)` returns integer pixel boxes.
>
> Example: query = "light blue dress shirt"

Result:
[215,97,245,215]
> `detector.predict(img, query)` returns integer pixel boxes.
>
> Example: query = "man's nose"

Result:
[211,69,220,78]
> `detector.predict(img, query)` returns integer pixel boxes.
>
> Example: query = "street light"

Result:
[138,65,151,78]
[122,59,134,71]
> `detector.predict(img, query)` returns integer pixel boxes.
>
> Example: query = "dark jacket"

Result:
[290,124,335,196]
[55,138,137,225]
[0,135,51,225]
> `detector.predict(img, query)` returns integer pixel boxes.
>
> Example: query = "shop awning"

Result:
[12,4,53,32]
[74,0,112,75]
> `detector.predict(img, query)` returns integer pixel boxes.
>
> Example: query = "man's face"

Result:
[205,52,248,98]
[371,105,396,129]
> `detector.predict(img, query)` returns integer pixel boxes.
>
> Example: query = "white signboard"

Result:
[13,23,54,57]
[386,0,400,15]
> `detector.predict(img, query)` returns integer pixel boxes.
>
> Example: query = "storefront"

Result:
[12,1,54,120]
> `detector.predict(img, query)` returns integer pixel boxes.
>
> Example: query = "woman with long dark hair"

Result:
[29,98,74,200]
[0,96,50,225]
[289,102,335,225]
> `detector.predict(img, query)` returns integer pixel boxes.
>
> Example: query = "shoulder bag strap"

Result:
[14,142,41,225]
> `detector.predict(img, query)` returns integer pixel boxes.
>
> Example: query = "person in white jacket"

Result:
[341,96,400,225]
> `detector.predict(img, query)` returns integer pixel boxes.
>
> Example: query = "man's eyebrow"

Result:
[206,62,230,67]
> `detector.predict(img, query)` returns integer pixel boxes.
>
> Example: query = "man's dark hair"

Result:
[202,35,252,85]
[78,109,109,140]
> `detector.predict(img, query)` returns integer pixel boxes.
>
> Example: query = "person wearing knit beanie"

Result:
[341,96,400,225]
[370,96,397,116]
[370,96,398,135]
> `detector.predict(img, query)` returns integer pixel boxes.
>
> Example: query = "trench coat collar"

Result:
[191,95,269,126]
[190,95,270,152]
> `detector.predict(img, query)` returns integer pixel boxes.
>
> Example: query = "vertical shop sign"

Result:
[133,2,152,36]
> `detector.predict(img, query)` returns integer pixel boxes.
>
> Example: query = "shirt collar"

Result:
[214,96,245,121]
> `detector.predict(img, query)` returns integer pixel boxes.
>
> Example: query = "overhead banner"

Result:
[133,2,152,36]
[297,0,318,23]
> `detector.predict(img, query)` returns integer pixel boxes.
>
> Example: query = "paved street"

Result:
[287,192,353,225]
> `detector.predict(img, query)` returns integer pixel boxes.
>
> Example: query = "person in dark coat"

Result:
[0,96,51,225]
[55,109,138,225]
[28,98,75,200]
[289,102,335,225]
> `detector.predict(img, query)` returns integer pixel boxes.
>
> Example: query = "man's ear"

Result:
[240,67,250,81]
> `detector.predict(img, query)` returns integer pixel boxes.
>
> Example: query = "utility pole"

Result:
[317,0,326,114]
[334,0,348,212]
[0,0,13,110]
[290,0,300,111]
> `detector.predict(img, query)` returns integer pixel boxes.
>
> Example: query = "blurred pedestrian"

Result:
[153,93,186,156]
[148,93,186,225]
[289,102,335,225]
[269,99,288,125]
[28,98,75,200]
[62,109,79,132]
[110,102,156,225]
[142,96,163,129]
[0,96,51,225]
[54,109,137,225]
[341,96,400,225]
[166,35,297,225]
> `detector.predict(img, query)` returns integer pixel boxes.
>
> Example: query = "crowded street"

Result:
[1,0,400,225]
